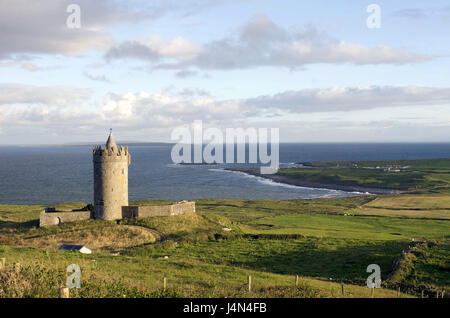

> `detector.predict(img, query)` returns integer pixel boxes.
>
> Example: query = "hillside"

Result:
[231,158,450,193]
[0,160,449,298]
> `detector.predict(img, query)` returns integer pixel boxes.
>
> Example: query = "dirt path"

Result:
[120,225,167,244]
[108,224,168,255]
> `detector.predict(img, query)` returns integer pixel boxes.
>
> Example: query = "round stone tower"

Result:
[93,131,131,220]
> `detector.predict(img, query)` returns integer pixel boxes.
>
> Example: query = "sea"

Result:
[0,143,449,205]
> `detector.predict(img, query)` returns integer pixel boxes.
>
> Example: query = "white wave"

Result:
[208,168,227,173]
[210,168,333,191]
[209,168,372,196]
[349,191,373,195]
[166,163,181,168]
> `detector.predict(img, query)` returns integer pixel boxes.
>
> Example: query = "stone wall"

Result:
[170,201,196,215]
[40,202,195,227]
[135,205,172,218]
[122,201,195,219]
[39,209,91,228]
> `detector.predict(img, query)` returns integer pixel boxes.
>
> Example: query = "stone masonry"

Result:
[39,208,91,227]
[122,201,196,218]
[39,131,195,227]
[93,132,130,220]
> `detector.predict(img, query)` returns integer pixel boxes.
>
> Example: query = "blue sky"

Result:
[0,0,449,144]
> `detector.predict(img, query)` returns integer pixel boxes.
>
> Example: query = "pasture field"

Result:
[0,159,449,298]
[363,194,450,210]
[0,198,448,297]
[278,168,427,190]
[349,194,450,219]
[0,244,409,298]
[243,213,449,240]
[278,158,450,191]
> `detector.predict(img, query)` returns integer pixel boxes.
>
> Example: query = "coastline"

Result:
[226,168,403,195]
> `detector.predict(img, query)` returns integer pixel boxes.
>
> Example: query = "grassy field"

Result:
[244,213,449,240]
[0,159,449,298]
[277,158,450,191]
[0,212,416,298]
[351,194,450,219]
[0,244,408,298]
[125,236,410,281]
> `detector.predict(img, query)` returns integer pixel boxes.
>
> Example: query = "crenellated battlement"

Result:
[93,145,129,158]
[39,129,195,227]
[93,131,131,220]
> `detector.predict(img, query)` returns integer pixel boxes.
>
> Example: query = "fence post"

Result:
[248,275,252,292]
[421,290,424,298]
[341,284,344,296]
[0,258,5,271]
[58,287,70,298]
[13,262,20,273]
[163,277,167,291]
[441,291,445,299]
[295,275,299,287]
[436,290,439,298]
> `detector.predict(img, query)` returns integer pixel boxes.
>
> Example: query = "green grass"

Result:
[303,158,450,171]
[0,202,87,225]
[351,194,450,219]
[244,213,450,240]
[1,159,449,297]
[277,158,450,191]
[126,237,409,282]
[196,197,374,223]
[0,244,411,298]
[1,195,449,297]
[121,212,236,243]
[362,194,450,210]
[400,241,450,287]
[278,168,428,190]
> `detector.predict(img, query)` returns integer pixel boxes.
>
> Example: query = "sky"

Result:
[0,0,449,144]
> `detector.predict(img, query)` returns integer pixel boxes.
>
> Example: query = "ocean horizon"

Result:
[1,142,449,205]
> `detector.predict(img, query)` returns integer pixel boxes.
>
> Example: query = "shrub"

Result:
[81,204,94,212]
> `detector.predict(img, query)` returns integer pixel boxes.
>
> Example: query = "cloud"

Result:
[0,83,92,107]
[83,71,111,83]
[0,0,223,59]
[0,60,61,72]
[100,91,237,128]
[392,8,429,19]
[2,84,450,124]
[392,6,450,19]
[139,0,227,19]
[106,15,432,70]
[1,84,449,143]
[0,0,115,58]
[90,85,450,132]
[245,86,450,113]
[177,88,211,98]
[174,70,199,78]
[2,83,450,119]
[105,35,203,62]
[273,119,450,142]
